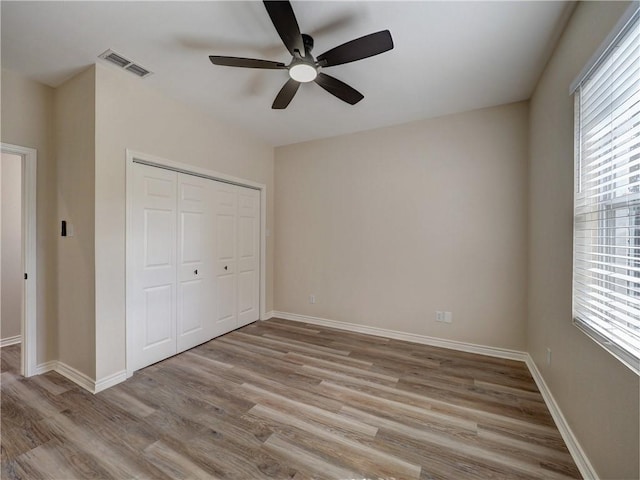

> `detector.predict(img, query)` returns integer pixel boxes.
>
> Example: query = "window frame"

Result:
[571,4,640,376]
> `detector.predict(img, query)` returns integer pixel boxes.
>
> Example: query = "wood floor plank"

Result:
[144,440,219,480]
[0,422,53,463]
[305,366,560,437]
[1,322,580,480]
[12,439,113,480]
[330,340,443,370]
[29,374,72,397]
[318,380,478,432]
[232,330,349,357]
[152,424,298,479]
[399,374,550,413]
[262,434,362,480]
[341,406,572,480]
[3,378,67,419]
[42,410,168,479]
[261,333,353,356]
[247,320,322,336]
[0,344,20,374]
[262,319,391,346]
[374,429,540,480]
[97,388,157,418]
[223,367,344,413]
[246,404,422,480]
[0,371,19,387]
[285,351,401,385]
[229,331,374,367]
[239,382,379,438]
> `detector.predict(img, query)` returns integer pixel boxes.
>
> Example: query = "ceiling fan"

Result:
[209,1,394,109]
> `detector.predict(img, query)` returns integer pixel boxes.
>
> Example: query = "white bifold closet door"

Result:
[130,163,260,372]
[236,187,260,327]
[176,174,216,352]
[213,183,260,334]
[131,165,179,371]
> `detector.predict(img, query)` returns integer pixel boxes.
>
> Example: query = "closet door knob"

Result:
[224,265,228,271]
[194,269,198,275]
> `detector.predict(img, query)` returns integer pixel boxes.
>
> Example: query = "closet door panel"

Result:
[144,285,174,346]
[237,187,260,327]
[177,174,215,352]
[132,164,178,371]
[213,183,238,335]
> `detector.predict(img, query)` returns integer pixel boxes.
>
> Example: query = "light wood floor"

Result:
[1,318,580,479]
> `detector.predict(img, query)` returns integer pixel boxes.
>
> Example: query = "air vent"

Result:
[125,63,150,77]
[98,49,152,78]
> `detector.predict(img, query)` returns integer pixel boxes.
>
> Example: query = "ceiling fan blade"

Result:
[316,30,394,67]
[209,56,286,69]
[263,1,305,57]
[307,12,356,38]
[272,78,301,109]
[314,73,363,105]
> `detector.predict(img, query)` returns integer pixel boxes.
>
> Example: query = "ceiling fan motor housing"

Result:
[301,33,314,55]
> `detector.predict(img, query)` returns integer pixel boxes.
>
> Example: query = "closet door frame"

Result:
[125,149,267,378]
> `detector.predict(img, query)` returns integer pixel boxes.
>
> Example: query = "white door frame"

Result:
[125,149,267,377]
[1,143,37,377]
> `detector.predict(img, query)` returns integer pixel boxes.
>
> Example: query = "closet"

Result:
[130,162,260,372]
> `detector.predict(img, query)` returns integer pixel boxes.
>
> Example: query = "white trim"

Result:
[94,370,127,393]
[53,362,95,393]
[33,360,57,376]
[125,152,135,378]
[125,149,268,378]
[0,335,22,347]
[262,310,275,320]
[570,2,640,93]
[127,149,266,191]
[272,311,527,362]
[32,360,93,393]
[32,360,125,394]
[525,355,598,480]
[259,187,267,321]
[1,143,37,378]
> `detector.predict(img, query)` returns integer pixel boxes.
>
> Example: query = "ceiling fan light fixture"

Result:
[289,63,317,82]
[209,1,394,108]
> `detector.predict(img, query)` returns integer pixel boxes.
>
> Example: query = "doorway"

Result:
[0,143,37,377]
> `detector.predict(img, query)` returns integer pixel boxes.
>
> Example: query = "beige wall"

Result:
[1,153,22,340]
[54,67,96,378]
[1,69,57,363]
[94,64,274,381]
[528,2,639,479]
[275,102,529,350]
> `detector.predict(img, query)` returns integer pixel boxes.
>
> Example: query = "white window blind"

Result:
[573,6,640,375]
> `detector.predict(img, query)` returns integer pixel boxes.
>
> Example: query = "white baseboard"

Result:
[94,370,127,393]
[272,311,527,362]
[32,360,126,394]
[262,310,275,320]
[52,361,96,393]
[272,310,594,478]
[0,335,22,347]
[34,360,57,375]
[525,355,598,480]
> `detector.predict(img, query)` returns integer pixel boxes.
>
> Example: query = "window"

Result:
[572,5,640,375]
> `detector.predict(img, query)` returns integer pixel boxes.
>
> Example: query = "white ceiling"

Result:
[1,1,573,146]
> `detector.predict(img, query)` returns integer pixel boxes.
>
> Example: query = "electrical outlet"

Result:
[436,311,444,322]
[546,347,552,365]
[309,294,316,304]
